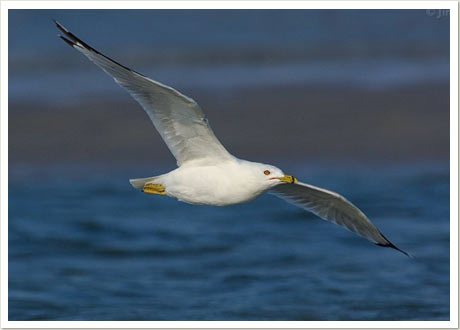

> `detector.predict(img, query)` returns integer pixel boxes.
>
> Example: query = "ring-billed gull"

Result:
[55,21,410,257]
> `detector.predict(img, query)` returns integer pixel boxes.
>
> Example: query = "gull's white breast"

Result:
[156,160,268,206]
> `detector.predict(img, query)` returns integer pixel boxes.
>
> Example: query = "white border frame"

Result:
[1,1,458,328]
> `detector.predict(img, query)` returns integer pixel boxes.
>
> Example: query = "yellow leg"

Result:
[143,183,166,196]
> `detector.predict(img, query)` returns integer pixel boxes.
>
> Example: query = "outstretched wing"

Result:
[270,181,411,257]
[55,21,233,166]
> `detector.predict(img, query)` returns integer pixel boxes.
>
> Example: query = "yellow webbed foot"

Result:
[143,183,166,196]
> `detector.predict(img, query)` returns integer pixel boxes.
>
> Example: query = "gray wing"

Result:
[55,21,233,166]
[270,181,411,257]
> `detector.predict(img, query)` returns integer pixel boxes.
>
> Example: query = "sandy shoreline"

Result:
[9,82,449,166]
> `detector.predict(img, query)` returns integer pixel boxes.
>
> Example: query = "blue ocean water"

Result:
[8,10,450,103]
[8,163,450,320]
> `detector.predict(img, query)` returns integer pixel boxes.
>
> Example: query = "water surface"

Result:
[8,163,450,320]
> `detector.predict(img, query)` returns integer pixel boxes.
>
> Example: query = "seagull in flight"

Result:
[55,21,410,257]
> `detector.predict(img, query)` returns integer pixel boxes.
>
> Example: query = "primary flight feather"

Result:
[55,21,410,257]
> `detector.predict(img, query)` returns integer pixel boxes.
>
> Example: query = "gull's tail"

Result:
[129,176,158,191]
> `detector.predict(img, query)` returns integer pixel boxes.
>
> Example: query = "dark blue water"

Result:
[9,10,450,103]
[9,163,450,320]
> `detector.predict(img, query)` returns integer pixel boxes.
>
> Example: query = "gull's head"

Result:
[250,162,298,188]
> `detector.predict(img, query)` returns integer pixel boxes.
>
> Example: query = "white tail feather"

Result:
[129,176,158,190]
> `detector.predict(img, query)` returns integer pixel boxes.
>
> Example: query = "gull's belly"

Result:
[160,166,265,206]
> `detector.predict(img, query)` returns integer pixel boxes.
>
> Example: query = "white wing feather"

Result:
[55,21,233,166]
[270,181,411,256]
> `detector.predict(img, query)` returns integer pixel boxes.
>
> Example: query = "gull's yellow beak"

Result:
[272,175,298,184]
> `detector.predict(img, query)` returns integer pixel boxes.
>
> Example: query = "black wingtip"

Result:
[59,35,75,48]
[53,19,147,77]
[54,20,76,48]
[53,19,68,33]
[376,231,413,258]
[53,20,103,54]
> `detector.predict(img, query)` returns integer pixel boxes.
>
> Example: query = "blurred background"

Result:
[9,10,450,321]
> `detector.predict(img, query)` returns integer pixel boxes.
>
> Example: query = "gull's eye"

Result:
[264,170,271,175]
